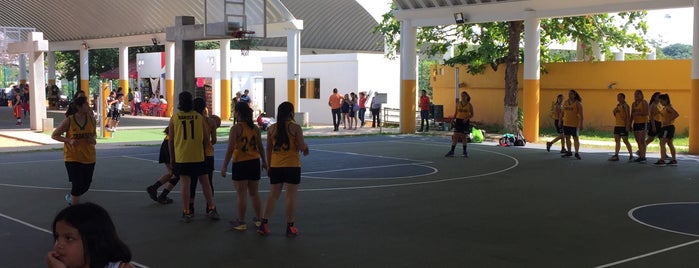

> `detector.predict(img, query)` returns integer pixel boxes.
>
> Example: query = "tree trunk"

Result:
[503,21,523,134]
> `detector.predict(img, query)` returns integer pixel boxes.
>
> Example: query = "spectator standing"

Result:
[418,90,431,132]
[328,88,343,131]
[133,88,142,115]
[358,92,367,127]
[370,92,382,128]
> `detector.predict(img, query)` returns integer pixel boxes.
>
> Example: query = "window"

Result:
[300,78,320,99]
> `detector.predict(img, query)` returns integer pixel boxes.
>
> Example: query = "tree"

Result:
[374,9,650,133]
[662,43,692,59]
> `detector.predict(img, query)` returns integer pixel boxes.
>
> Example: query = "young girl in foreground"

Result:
[258,102,309,237]
[48,202,133,268]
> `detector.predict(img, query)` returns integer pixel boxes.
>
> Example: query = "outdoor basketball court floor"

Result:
[1,135,699,267]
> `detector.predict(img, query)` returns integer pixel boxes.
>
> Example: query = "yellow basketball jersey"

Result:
[455,102,472,120]
[660,106,675,127]
[204,118,214,157]
[172,110,205,163]
[631,100,648,124]
[562,100,580,127]
[269,122,301,168]
[63,115,96,164]
[233,123,261,163]
[613,103,629,127]
[652,103,663,122]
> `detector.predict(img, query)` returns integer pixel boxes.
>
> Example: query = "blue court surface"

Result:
[1,135,699,267]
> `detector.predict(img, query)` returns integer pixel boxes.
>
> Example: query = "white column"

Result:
[220,39,231,118]
[165,42,175,115]
[523,11,540,81]
[287,29,301,112]
[19,54,27,83]
[119,46,128,83]
[29,36,47,130]
[399,19,417,133]
[47,51,56,84]
[79,48,89,92]
[689,0,699,154]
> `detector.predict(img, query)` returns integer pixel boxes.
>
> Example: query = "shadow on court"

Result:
[1,135,699,267]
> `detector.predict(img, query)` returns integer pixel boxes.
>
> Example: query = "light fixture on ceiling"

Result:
[454,12,466,24]
[81,41,89,50]
[151,37,159,46]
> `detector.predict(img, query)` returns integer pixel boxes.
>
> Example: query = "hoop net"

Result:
[232,30,256,56]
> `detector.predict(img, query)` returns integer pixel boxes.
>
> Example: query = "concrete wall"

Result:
[262,53,400,125]
[431,60,691,133]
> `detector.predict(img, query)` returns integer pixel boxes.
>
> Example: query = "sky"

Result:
[645,7,693,45]
[355,1,694,47]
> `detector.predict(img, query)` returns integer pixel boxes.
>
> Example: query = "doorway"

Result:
[264,78,275,117]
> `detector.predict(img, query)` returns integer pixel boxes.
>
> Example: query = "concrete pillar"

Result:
[79,48,89,96]
[399,20,417,134]
[118,46,129,106]
[165,42,175,116]
[47,51,56,85]
[19,54,27,84]
[689,0,699,154]
[220,39,231,120]
[287,29,301,111]
[523,11,541,142]
[174,16,196,96]
[8,32,49,131]
[614,51,625,61]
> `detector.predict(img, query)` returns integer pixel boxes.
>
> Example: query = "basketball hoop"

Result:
[232,30,256,56]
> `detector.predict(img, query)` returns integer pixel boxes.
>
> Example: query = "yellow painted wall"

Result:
[431,60,692,133]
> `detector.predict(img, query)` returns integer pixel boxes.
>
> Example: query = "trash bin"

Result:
[42,118,54,132]
[294,112,309,128]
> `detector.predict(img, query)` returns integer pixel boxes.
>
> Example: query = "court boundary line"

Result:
[592,202,699,267]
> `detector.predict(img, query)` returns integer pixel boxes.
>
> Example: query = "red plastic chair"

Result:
[140,102,151,116]
[157,103,167,117]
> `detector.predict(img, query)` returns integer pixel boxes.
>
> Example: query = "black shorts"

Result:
[205,155,214,172]
[158,140,169,164]
[269,167,301,185]
[110,108,120,121]
[632,123,646,132]
[453,119,471,134]
[65,162,95,196]
[554,120,563,134]
[647,121,662,137]
[613,126,628,136]
[659,125,675,139]
[562,126,578,137]
[173,161,208,178]
[231,159,261,181]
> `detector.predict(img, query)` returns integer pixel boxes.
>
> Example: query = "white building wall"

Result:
[262,53,400,125]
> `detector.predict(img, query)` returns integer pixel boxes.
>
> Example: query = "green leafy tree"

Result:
[662,43,692,59]
[374,10,650,133]
[419,60,436,97]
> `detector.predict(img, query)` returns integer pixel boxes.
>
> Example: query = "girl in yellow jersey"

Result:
[654,94,680,166]
[168,91,219,222]
[51,96,96,205]
[258,102,309,237]
[609,93,634,161]
[221,102,267,231]
[183,98,221,215]
[640,92,662,162]
[559,90,583,159]
[630,90,649,161]
[546,94,566,153]
[445,91,473,157]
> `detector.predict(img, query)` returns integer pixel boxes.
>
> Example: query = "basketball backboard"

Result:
[205,0,267,39]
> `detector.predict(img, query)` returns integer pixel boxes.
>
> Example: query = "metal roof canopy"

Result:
[0,0,384,53]
[393,0,693,26]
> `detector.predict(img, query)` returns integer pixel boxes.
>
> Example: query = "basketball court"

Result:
[1,134,699,267]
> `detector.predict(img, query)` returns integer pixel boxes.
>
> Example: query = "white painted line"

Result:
[0,212,150,268]
[594,239,699,268]
[628,202,699,238]
[593,202,699,267]
[303,162,437,180]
